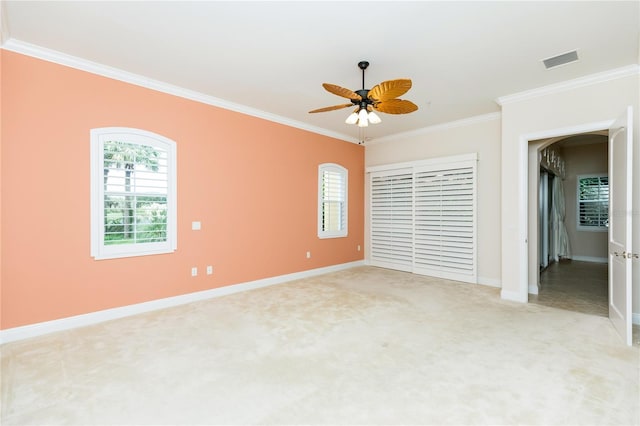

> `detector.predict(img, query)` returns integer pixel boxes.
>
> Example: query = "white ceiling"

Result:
[2,1,639,143]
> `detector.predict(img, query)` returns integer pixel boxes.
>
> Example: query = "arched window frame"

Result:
[90,127,177,259]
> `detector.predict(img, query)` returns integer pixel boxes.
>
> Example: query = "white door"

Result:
[608,106,633,346]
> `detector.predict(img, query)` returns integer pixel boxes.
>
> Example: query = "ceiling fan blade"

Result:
[322,83,362,101]
[374,99,419,114]
[308,103,354,113]
[368,79,412,102]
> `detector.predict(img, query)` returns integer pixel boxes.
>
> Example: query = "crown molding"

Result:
[495,64,640,106]
[1,38,359,144]
[368,112,501,145]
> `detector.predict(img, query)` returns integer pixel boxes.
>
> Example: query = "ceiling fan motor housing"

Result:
[355,89,372,107]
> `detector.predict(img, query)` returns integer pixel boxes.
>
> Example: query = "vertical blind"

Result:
[369,155,477,283]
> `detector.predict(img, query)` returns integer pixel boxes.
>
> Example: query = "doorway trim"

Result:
[517,119,614,302]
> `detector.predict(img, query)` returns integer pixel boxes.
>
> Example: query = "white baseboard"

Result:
[569,256,608,264]
[528,284,539,295]
[500,289,528,303]
[478,276,501,288]
[0,260,365,345]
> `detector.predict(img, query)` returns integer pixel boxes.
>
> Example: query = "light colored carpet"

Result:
[1,266,638,425]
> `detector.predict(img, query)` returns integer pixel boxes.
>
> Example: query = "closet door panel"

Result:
[369,169,414,271]
[413,164,477,283]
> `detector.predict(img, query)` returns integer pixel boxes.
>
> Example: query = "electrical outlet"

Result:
[306,251,311,259]
[191,267,198,277]
[206,265,213,275]
[357,245,361,251]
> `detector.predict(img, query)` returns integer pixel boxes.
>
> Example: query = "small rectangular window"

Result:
[577,174,608,231]
[318,163,348,238]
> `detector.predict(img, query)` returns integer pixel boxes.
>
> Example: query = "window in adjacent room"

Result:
[318,163,348,238]
[91,127,177,259]
[577,174,608,231]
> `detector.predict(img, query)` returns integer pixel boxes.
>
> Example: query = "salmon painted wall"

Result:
[0,51,364,330]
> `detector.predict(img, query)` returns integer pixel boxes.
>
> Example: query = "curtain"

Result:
[550,176,571,262]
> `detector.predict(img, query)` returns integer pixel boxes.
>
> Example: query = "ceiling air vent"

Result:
[542,50,579,70]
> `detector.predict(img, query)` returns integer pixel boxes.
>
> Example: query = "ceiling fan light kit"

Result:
[309,60,418,129]
[368,109,382,124]
[345,111,359,125]
[357,107,369,127]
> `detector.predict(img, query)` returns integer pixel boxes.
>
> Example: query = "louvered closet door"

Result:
[370,169,414,272]
[414,164,476,283]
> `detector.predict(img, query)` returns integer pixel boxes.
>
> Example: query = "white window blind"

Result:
[91,128,177,259]
[577,174,608,231]
[318,163,348,238]
[368,154,477,283]
[370,169,414,272]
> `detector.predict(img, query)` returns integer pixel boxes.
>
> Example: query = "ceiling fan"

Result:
[309,61,418,128]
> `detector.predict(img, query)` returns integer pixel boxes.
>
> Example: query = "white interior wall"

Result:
[499,71,640,317]
[364,115,502,287]
[563,142,609,262]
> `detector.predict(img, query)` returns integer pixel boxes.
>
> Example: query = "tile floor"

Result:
[530,260,608,317]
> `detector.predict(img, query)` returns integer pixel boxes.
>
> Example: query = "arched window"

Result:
[90,127,177,259]
[318,163,348,238]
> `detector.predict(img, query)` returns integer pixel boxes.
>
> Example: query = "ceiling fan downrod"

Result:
[356,61,370,106]
[358,61,369,89]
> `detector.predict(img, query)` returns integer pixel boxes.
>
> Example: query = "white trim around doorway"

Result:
[517,120,615,302]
